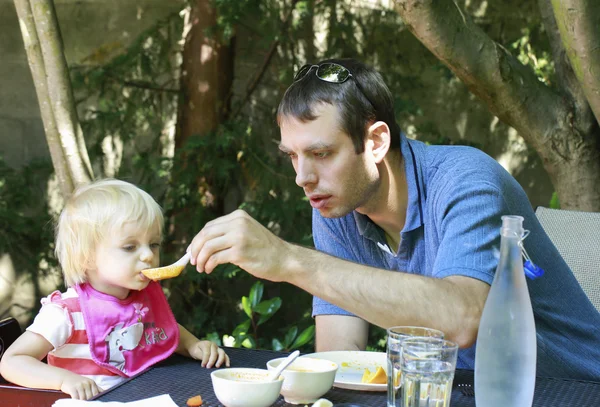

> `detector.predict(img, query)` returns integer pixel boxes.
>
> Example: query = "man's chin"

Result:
[318,206,352,219]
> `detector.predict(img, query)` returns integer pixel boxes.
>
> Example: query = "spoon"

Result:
[141,252,190,281]
[268,350,300,381]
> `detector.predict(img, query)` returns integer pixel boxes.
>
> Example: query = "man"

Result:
[189,58,600,380]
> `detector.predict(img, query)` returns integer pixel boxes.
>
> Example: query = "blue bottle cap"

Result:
[524,260,544,279]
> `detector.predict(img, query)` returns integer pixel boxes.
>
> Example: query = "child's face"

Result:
[87,220,161,299]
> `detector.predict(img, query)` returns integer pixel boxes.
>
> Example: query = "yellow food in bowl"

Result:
[361,366,387,384]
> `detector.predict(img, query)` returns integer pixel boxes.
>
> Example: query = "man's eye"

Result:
[123,245,135,252]
[150,243,161,250]
[314,151,329,159]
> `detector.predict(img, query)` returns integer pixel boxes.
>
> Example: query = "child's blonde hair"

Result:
[55,178,164,287]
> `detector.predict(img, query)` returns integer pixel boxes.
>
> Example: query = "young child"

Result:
[0,179,229,400]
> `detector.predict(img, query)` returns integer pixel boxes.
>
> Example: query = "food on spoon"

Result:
[141,264,185,281]
[186,394,203,406]
[361,365,387,384]
[142,252,190,281]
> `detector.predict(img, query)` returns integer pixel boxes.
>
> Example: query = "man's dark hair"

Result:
[277,58,401,153]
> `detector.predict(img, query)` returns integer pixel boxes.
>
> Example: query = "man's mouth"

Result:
[308,195,331,209]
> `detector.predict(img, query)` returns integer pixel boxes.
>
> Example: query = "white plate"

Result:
[301,351,387,392]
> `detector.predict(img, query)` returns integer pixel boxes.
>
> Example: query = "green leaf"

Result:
[241,296,252,318]
[241,336,256,349]
[257,313,273,326]
[290,325,315,349]
[550,192,560,209]
[254,297,282,316]
[232,320,251,336]
[272,338,284,351]
[284,326,298,348]
[205,331,222,346]
[249,281,264,307]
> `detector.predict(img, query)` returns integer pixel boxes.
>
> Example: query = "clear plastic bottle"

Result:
[474,215,537,407]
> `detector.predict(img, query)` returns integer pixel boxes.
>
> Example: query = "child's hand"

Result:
[60,371,103,400]
[188,340,230,368]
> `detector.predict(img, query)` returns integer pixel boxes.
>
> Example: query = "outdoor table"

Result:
[2,347,600,406]
[0,382,65,407]
[94,347,600,406]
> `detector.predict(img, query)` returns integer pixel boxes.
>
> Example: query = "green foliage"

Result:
[213,0,263,41]
[366,326,387,352]
[226,281,315,352]
[0,158,58,319]
[550,192,560,209]
[510,27,555,85]
[70,13,182,183]
[158,118,313,350]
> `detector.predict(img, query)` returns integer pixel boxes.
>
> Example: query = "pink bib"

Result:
[74,282,179,377]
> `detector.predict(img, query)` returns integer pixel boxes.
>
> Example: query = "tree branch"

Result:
[105,73,180,93]
[393,0,571,159]
[550,0,600,126]
[13,0,73,197]
[30,0,93,186]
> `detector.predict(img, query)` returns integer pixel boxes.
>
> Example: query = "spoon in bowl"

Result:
[267,350,300,381]
[142,252,190,281]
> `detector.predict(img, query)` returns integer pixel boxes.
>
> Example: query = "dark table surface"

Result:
[94,347,600,407]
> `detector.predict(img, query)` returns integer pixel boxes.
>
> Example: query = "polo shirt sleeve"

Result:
[430,157,511,284]
[311,210,357,317]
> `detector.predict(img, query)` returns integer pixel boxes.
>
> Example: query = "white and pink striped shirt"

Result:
[29,282,179,391]
[27,288,124,390]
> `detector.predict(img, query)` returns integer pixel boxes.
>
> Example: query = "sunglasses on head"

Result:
[293,62,376,110]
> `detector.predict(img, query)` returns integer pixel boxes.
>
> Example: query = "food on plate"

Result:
[361,366,387,384]
[186,394,203,406]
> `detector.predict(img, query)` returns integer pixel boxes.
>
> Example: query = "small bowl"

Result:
[266,356,338,404]
[210,368,283,407]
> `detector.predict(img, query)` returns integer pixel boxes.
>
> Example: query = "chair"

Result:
[0,317,21,382]
[535,206,600,312]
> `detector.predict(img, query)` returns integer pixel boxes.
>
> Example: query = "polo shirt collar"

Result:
[401,135,426,233]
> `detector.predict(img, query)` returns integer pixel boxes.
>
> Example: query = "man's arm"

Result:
[287,244,489,348]
[188,210,489,348]
[315,315,369,351]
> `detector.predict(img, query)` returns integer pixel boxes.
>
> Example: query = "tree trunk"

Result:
[394,0,600,211]
[176,0,234,149]
[14,0,93,197]
[13,0,73,198]
[171,0,236,245]
[551,0,600,126]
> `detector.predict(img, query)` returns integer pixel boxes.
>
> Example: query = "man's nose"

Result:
[295,158,317,188]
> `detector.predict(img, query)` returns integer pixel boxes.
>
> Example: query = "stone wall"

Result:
[0,0,183,169]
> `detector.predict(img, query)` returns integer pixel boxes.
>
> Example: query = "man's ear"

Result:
[366,121,391,163]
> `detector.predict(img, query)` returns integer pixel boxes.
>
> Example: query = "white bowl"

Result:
[266,356,338,404]
[210,368,283,407]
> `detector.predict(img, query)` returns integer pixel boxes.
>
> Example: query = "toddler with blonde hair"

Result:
[0,179,229,400]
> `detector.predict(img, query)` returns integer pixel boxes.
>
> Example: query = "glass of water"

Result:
[387,327,444,407]
[400,337,458,407]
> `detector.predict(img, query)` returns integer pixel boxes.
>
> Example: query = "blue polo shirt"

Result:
[312,135,600,380]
